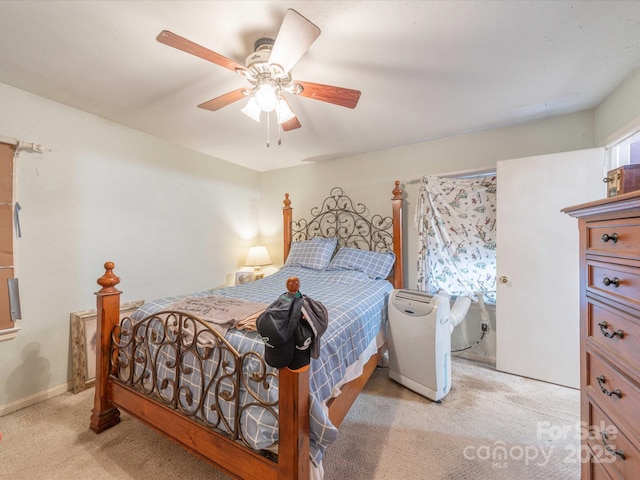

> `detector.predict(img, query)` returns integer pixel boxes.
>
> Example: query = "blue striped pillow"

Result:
[327,247,395,280]
[285,237,338,271]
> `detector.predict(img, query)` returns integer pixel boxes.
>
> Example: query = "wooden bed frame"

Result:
[90,181,404,480]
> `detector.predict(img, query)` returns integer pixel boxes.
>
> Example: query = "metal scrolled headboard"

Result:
[282,181,404,289]
[291,186,393,252]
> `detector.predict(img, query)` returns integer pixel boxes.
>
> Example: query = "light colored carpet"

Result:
[0,357,580,479]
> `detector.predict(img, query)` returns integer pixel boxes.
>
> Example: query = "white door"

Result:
[496,148,604,388]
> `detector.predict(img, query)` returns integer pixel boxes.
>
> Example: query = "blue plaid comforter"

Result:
[131,266,393,467]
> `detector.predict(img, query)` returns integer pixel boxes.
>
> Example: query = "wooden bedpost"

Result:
[283,193,292,262]
[391,180,404,289]
[90,261,122,433]
[278,366,310,479]
[277,275,310,479]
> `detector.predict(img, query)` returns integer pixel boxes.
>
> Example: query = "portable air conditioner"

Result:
[387,290,452,402]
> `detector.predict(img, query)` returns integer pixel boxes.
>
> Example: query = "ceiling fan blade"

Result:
[294,81,361,109]
[269,9,321,74]
[281,116,302,131]
[157,30,245,73]
[198,88,248,111]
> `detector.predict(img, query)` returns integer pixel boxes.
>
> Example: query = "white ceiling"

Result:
[1,1,639,172]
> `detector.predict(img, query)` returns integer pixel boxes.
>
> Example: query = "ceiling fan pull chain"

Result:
[266,111,270,148]
[278,123,282,146]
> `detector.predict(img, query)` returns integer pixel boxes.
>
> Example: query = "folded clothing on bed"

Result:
[168,295,268,336]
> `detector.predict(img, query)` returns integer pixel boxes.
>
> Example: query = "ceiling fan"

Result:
[157,9,361,140]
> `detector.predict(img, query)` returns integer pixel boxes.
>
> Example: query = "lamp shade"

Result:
[276,98,295,124]
[245,245,272,267]
[241,97,262,122]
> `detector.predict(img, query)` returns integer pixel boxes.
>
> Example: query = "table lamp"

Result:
[244,245,272,280]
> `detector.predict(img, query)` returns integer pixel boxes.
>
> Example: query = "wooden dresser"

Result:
[564,191,640,480]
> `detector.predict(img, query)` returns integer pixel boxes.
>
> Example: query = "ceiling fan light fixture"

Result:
[241,97,261,122]
[254,83,278,112]
[276,98,295,124]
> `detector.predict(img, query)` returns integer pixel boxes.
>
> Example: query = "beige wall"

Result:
[596,68,640,145]
[260,110,596,282]
[0,83,260,412]
[261,66,640,279]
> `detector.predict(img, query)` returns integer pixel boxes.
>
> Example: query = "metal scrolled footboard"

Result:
[110,310,278,449]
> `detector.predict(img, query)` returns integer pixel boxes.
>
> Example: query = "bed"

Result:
[90,181,404,479]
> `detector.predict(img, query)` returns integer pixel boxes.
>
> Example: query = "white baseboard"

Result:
[0,382,72,417]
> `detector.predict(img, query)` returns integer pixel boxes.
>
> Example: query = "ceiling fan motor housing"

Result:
[244,37,292,95]
[246,37,275,69]
[254,37,274,51]
[245,49,271,70]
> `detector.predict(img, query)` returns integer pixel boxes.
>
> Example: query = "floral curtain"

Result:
[415,175,497,302]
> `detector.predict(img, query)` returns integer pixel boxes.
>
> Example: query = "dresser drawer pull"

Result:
[596,375,622,398]
[602,277,620,288]
[601,431,625,460]
[598,321,624,339]
[601,233,619,243]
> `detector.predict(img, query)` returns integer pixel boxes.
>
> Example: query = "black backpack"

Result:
[256,292,304,369]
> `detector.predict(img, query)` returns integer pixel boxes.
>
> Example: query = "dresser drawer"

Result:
[587,352,640,436]
[588,403,640,479]
[588,260,640,310]
[590,459,616,480]
[587,218,640,258]
[590,458,617,480]
[588,300,640,372]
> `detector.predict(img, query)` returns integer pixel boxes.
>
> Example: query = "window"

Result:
[0,142,17,340]
[606,130,640,171]
[415,173,497,303]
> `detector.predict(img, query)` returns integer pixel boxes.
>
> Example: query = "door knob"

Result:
[499,275,509,284]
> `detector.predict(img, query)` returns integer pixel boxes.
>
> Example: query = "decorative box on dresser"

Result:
[564,191,640,480]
